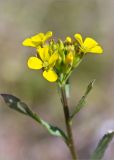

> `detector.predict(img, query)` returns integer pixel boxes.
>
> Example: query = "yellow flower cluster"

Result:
[22,31,103,83]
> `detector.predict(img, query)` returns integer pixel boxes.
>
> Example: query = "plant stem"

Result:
[60,84,78,160]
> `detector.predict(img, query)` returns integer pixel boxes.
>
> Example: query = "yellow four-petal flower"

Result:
[27,46,58,82]
[74,33,103,54]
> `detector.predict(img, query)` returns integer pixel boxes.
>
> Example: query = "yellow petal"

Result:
[84,38,98,49]
[30,33,44,47]
[38,33,45,40]
[28,57,43,69]
[44,31,53,41]
[22,38,35,47]
[74,33,83,45]
[49,52,59,66]
[37,46,50,61]
[89,46,103,54]
[43,69,58,82]
[31,33,44,42]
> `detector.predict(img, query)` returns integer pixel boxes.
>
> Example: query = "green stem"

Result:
[60,84,78,160]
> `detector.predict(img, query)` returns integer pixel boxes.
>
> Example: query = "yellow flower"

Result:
[74,33,103,54]
[27,46,58,82]
[22,31,52,47]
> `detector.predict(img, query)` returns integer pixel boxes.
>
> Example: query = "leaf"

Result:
[91,131,114,160]
[71,79,95,119]
[0,94,33,115]
[1,94,68,143]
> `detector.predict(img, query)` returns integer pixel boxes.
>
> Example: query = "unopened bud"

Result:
[65,37,72,43]
[65,52,73,65]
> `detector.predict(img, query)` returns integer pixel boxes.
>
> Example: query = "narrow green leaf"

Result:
[71,80,95,119]
[91,131,114,160]
[1,94,68,143]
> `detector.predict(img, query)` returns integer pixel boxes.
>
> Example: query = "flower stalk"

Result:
[60,83,77,160]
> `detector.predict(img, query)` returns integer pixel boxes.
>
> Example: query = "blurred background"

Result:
[0,0,114,159]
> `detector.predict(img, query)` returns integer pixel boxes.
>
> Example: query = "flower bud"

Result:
[65,52,74,65]
[65,37,72,43]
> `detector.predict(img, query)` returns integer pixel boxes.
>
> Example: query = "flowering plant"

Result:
[1,31,114,160]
